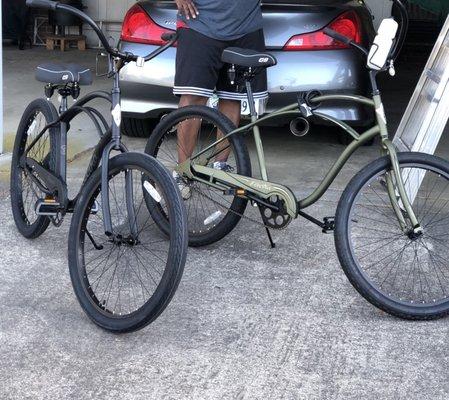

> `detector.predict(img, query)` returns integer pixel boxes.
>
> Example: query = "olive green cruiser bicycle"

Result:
[10,0,188,332]
[145,0,449,320]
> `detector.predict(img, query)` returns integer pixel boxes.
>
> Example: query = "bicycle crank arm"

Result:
[178,162,299,218]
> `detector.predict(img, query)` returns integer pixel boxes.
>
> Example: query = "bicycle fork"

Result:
[375,94,422,235]
[384,140,422,234]
[101,68,138,238]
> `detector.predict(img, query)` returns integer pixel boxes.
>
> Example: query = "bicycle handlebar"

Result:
[26,0,57,10]
[324,0,409,63]
[390,0,409,60]
[323,27,352,46]
[26,0,177,63]
[323,27,368,56]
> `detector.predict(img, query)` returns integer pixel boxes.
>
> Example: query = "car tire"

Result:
[121,117,159,138]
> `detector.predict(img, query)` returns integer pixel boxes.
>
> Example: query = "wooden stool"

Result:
[46,34,86,51]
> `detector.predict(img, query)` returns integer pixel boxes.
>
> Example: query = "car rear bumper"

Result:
[119,43,374,126]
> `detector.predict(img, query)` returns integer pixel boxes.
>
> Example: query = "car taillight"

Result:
[120,4,176,46]
[283,11,362,51]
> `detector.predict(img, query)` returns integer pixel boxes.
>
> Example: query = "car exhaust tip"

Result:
[290,118,310,137]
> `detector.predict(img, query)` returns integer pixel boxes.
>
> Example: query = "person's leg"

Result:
[173,28,222,163]
[215,99,240,162]
[177,94,208,163]
[214,30,268,165]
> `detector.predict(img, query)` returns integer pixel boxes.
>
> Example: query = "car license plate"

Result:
[241,98,263,116]
[207,95,265,116]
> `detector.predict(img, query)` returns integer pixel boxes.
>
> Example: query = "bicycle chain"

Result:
[190,184,291,231]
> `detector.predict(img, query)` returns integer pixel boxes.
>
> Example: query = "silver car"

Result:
[119,0,375,137]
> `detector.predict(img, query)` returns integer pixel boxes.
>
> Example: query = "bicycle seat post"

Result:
[244,77,268,182]
[244,77,257,119]
[57,87,70,185]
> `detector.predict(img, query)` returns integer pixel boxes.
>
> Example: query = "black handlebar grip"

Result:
[323,28,352,45]
[161,32,177,42]
[26,0,58,10]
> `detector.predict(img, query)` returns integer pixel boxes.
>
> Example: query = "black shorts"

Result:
[174,28,268,101]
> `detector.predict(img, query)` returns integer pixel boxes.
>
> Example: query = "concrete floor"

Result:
[1,45,449,400]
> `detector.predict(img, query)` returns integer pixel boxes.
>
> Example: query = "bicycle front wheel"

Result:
[335,152,449,320]
[68,153,188,333]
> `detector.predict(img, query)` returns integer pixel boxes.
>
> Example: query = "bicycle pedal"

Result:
[35,198,62,216]
[322,217,335,234]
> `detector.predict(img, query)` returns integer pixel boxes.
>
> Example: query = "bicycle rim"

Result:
[15,109,56,226]
[152,114,245,236]
[346,161,449,309]
[75,160,182,319]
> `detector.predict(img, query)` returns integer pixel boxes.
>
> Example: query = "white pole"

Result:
[0,0,3,155]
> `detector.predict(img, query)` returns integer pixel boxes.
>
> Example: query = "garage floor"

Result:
[1,46,449,400]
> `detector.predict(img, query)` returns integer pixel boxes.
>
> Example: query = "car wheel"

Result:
[122,117,159,138]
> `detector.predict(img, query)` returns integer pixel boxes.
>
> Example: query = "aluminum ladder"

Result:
[393,14,449,202]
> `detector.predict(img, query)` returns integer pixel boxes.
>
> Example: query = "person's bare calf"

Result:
[177,96,240,164]
[216,99,240,163]
[177,94,208,163]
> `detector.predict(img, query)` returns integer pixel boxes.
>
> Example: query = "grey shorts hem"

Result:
[173,86,269,101]
[215,90,269,101]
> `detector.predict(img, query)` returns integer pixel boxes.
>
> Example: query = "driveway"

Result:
[1,46,449,400]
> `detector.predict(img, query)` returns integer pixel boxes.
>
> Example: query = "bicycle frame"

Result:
[177,77,421,234]
[21,54,136,236]
[22,0,179,238]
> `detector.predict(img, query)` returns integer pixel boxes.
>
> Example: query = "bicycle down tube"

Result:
[177,93,422,233]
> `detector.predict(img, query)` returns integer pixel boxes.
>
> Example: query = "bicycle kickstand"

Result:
[257,206,276,249]
[265,227,276,249]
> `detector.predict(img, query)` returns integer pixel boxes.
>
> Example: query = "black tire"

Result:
[68,153,188,333]
[122,117,158,138]
[335,152,449,320]
[10,98,59,239]
[145,105,252,247]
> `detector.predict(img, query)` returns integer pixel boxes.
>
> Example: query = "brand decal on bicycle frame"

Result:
[376,103,387,124]
[111,104,122,127]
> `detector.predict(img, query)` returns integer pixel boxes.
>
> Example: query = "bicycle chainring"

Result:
[260,196,292,230]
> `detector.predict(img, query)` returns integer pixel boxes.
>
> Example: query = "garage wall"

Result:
[80,0,137,46]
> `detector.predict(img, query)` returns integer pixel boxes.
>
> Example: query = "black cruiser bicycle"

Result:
[10,0,188,332]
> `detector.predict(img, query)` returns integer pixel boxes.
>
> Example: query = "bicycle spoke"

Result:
[348,162,449,306]
[151,115,242,237]
[77,163,175,318]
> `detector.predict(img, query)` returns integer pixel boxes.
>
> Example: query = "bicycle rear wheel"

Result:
[335,152,449,320]
[68,153,188,333]
[145,105,252,247]
[10,99,58,238]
